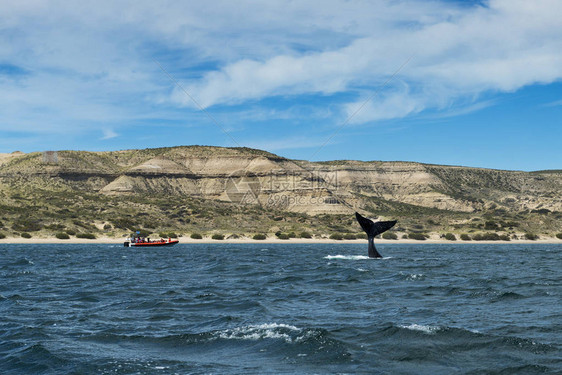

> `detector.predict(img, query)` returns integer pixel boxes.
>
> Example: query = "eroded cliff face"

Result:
[1,146,561,216]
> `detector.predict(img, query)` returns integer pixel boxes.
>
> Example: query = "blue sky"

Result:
[0,0,561,171]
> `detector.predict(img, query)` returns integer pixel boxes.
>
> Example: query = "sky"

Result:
[0,0,561,171]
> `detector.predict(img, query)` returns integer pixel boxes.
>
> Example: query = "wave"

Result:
[398,324,442,334]
[367,322,483,345]
[325,255,369,260]
[363,323,560,374]
[396,323,482,335]
[84,323,321,346]
[1,258,34,270]
[2,343,71,373]
[376,323,557,355]
[325,255,392,260]
[81,322,352,361]
[217,323,300,342]
[399,272,425,281]
[491,291,526,301]
[467,289,527,301]
[12,258,34,266]
[268,275,304,284]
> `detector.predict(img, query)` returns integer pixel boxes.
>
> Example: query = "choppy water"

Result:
[1,243,561,374]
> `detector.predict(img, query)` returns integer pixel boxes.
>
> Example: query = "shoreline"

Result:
[1,236,560,245]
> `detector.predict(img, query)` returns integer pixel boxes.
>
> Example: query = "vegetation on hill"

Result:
[0,146,560,240]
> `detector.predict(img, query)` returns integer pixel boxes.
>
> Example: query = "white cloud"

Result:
[543,99,562,107]
[174,0,562,123]
[344,92,426,124]
[426,99,498,119]
[101,128,118,140]
[1,0,562,138]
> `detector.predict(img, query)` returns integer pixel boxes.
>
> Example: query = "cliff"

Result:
[0,146,560,239]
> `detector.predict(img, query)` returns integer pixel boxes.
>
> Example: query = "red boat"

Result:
[124,236,179,247]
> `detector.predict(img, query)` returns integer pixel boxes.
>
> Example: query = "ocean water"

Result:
[0,243,560,374]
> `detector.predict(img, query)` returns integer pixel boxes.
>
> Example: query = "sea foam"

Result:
[217,323,301,343]
[325,255,370,260]
[399,324,441,334]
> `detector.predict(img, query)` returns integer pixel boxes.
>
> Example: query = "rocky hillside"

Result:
[0,146,560,240]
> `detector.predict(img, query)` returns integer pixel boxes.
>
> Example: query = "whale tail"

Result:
[355,212,397,258]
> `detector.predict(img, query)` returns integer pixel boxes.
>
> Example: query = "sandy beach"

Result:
[1,236,560,245]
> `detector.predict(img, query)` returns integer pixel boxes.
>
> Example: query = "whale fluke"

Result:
[355,212,397,258]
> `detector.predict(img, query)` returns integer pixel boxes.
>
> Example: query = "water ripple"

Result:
[0,243,560,374]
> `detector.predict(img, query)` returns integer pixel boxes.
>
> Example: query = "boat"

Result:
[124,235,179,247]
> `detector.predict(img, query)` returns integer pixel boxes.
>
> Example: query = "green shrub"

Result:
[506,221,519,228]
[21,232,32,238]
[473,233,500,241]
[73,220,94,229]
[531,208,551,215]
[55,232,70,240]
[277,233,290,240]
[382,232,398,240]
[45,223,66,230]
[444,233,457,241]
[344,233,357,240]
[143,221,156,229]
[484,221,499,230]
[76,233,96,239]
[288,232,296,238]
[524,233,539,240]
[103,224,112,230]
[66,229,76,236]
[556,233,562,240]
[134,229,152,237]
[190,233,203,239]
[299,231,312,239]
[211,234,224,240]
[253,234,267,240]
[13,218,42,232]
[499,234,511,241]
[0,232,5,239]
[408,233,427,240]
[402,234,409,239]
[112,218,136,230]
[329,233,343,240]
[460,234,471,241]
